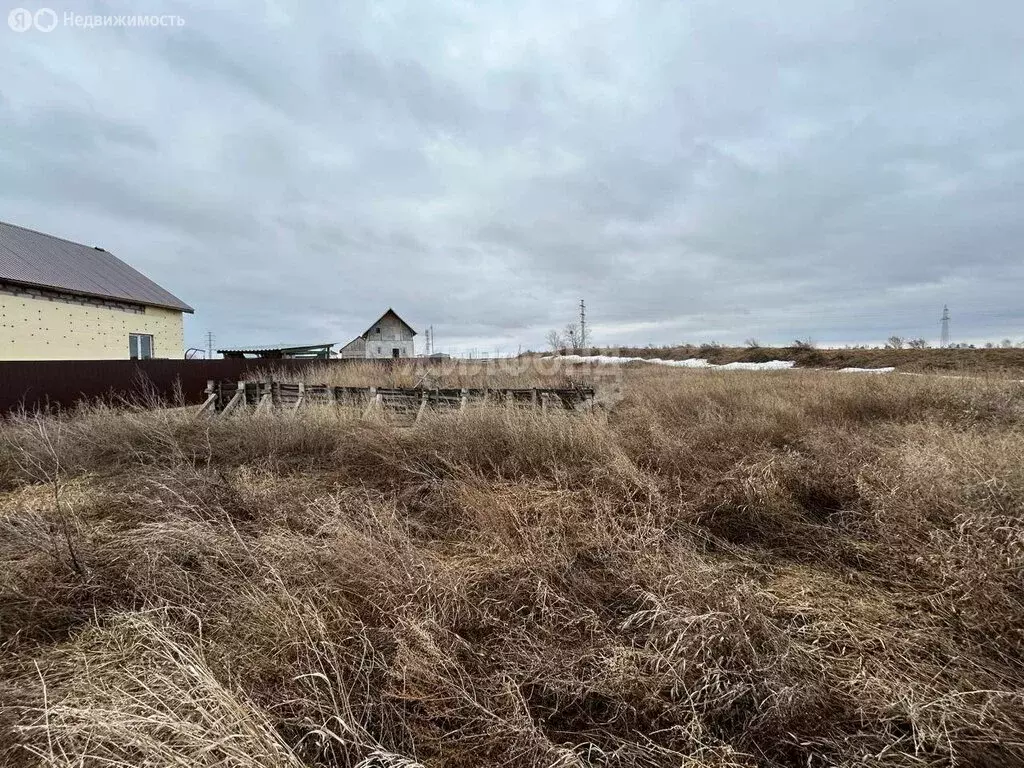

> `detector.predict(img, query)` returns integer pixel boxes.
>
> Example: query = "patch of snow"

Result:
[837,367,896,374]
[542,354,795,371]
[717,360,795,371]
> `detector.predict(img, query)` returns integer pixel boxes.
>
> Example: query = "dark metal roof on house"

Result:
[0,220,194,313]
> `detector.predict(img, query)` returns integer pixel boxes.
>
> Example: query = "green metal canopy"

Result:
[216,343,336,360]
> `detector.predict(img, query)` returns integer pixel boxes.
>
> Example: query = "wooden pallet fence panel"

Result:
[213,381,595,417]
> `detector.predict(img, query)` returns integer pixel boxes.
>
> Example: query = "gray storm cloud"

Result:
[2,0,1022,353]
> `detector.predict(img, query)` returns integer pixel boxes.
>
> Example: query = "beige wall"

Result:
[0,293,186,360]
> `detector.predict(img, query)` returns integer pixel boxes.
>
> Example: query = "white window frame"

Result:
[129,333,154,360]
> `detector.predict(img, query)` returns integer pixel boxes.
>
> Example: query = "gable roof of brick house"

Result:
[360,308,416,338]
[0,220,193,313]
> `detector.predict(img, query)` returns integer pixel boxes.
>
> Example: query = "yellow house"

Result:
[0,220,193,360]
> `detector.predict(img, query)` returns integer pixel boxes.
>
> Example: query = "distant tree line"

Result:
[547,331,1024,353]
[888,336,1022,349]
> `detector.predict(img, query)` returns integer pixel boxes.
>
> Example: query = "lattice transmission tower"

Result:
[579,299,587,350]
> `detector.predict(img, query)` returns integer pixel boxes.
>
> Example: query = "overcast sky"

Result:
[2,0,1022,353]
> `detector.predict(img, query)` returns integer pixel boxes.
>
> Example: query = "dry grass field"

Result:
[1,364,1023,767]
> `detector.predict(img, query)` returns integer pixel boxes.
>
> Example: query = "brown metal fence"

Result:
[0,359,368,414]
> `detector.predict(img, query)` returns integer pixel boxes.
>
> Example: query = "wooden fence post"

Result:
[362,387,378,418]
[256,381,273,414]
[195,379,217,417]
[220,382,246,417]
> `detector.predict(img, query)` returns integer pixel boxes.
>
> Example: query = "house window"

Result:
[377,346,382,354]
[129,333,154,360]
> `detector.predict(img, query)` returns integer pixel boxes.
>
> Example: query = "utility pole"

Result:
[206,331,214,360]
[579,299,587,350]
[940,305,950,348]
